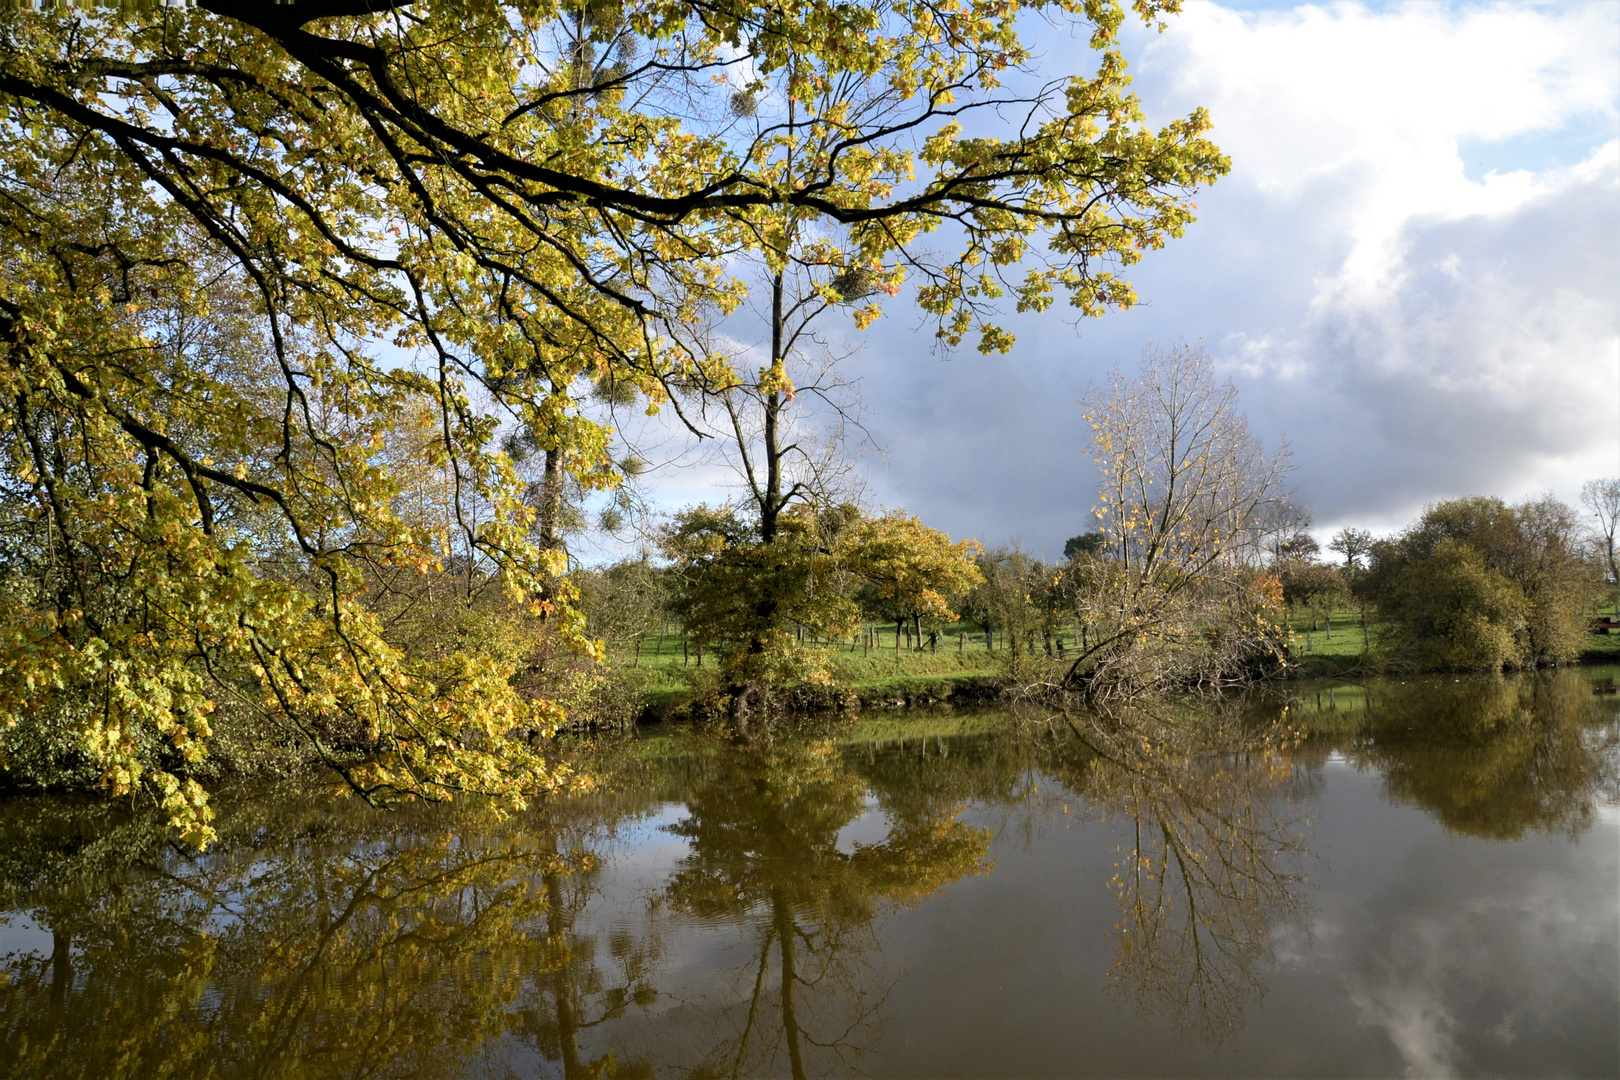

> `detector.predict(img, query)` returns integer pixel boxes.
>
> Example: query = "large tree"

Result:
[0,0,1225,831]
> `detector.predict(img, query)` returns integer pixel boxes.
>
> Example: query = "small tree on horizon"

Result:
[1064,532,1107,561]
[1580,478,1620,589]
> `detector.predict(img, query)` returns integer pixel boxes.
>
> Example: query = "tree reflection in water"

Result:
[0,787,662,1080]
[0,790,570,1075]
[660,737,993,1079]
[1032,704,1315,1043]
[1342,671,1620,839]
[508,806,665,1080]
[1,671,1615,1076]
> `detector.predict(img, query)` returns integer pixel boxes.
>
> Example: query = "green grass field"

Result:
[610,606,1620,713]
[611,622,1014,707]
[1281,609,1374,658]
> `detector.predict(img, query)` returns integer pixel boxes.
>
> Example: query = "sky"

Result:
[613,0,1620,562]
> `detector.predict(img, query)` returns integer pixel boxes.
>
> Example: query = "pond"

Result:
[2,670,1617,1078]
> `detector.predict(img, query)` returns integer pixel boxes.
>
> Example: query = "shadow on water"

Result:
[0,668,1615,1077]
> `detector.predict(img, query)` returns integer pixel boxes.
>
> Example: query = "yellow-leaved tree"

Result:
[1,0,1226,836]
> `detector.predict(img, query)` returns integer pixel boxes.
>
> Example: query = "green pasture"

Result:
[612,621,1015,696]
[608,604,1620,714]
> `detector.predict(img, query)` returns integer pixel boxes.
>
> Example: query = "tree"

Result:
[0,201,585,844]
[850,512,983,651]
[1062,341,1292,697]
[574,555,667,653]
[0,0,1227,826]
[665,324,870,679]
[2,0,1228,492]
[1327,527,1374,571]
[1275,559,1347,641]
[1327,526,1375,645]
[1362,496,1600,671]
[662,503,980,712]
[668,184,881,549]
[1580,478,1620,587]
[1273,531,1320,563]
[1064,531,1106,560]
[661,503,863,709]
[962,547,1032,656]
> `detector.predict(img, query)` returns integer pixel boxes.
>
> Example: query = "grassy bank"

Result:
[614,623,1014,716]
[610,608,1620,719]
[1278,604,1620,675]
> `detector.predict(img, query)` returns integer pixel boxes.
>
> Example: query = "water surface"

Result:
[3,670,1617,1078]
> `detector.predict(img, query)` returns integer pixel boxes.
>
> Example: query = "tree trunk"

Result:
[758,270,786,545]
[895,619,902,653]
[50,928,70,1003]
[538,445,567,551]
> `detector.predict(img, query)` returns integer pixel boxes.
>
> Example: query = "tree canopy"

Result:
[0,0,1226,832]
[1363,496,1598,672]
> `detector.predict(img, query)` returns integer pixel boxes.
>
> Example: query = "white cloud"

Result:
[1343,848,1620,1077]
[631,2,1620,556]
[1127,2,1620,524]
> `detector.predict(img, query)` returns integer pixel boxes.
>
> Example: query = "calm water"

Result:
[2,671,1617,1078]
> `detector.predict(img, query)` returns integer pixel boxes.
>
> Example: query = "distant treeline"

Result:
[577,488,1620,684]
